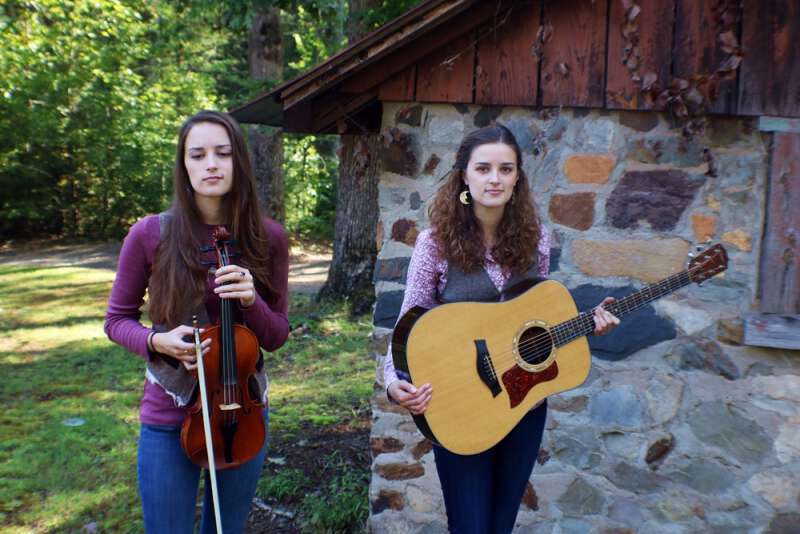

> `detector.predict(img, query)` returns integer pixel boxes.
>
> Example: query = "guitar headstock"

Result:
[688,244,728,284]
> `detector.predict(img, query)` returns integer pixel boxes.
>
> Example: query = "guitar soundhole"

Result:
[517,326,553,365]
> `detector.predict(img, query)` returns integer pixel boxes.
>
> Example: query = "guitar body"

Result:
[392,280,590,455]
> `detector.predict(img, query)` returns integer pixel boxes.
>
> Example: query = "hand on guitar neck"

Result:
[388,297,620,415]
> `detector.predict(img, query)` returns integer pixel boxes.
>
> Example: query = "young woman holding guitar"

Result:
[105,110,289,533]
[385,124,619,533]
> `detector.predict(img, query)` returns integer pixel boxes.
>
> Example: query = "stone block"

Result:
[564,154,616,184]
[717,318,744,345]
[666,337,740,380]
[571,283,677,361]
[722,229,752,251]
[371,437,404,457]
[691,214,717,242]
[375,462,425,481]
[748,470,799,508]
[374,290,405,328]
[667,458,736,494]
[548,247,561,273]
[549,192,596,230]
[619,111,659,132]
[374,257,410,284]
[372,489,405,513]
[606,169,704,231]
[395,105,423,127]
[410,439,432,460]
[572,239,690,283]
[609,462,669,493]
[776,417,800,464]
[409,191,423,210]
[474,106,503,127]
[644,434,675,466]
[376,220,385,251]
[382,127,420,176]
[557,477,606,516]
[589,387,643,428]
[688,401,772,464]
[391,218,419,246]
[608,497,645,528]
[655,299,713,336]
[422,155,441,175]
[521,482,539,510]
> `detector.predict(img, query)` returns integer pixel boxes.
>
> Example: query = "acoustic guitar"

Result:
[391,244,728,455]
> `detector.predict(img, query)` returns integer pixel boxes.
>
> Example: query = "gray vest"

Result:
[440,259,544,305]
[145,212,268,407]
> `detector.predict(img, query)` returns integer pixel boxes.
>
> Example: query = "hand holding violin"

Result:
[151,326,212,370]
[214,264,256,307]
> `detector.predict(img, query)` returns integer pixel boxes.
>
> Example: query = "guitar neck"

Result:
[552,269,693,347]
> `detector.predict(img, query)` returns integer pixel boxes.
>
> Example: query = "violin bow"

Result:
[193,316,223,533]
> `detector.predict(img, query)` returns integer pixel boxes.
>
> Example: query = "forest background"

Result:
[0,0,420,242]
[0,2,423,532]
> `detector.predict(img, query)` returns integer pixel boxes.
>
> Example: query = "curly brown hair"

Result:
[429,124,542,274]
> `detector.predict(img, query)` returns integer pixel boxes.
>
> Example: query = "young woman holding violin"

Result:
[384,124,619,534]
[105,110,289,533]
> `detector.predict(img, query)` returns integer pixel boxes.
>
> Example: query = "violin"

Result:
[180,226,266,470]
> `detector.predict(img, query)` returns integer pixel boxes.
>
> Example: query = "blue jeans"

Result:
[137,411,268,534]
[433,401,547,534]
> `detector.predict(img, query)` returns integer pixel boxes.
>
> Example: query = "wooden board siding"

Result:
[739,0,800,117]
[416,32,476,103]
[759,132,800,314]
[475,0,540,106]
[606,0,675,111]
[673,0,739,115]
[378,65,417,101]
[540,0,608,108]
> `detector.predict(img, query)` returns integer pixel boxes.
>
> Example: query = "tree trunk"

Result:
[319,0,381,313]
[318,134,380,314]
[247,4,284,221]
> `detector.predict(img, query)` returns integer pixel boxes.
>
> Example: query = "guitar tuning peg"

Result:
[687,252,695,258]
[695,244,704,252]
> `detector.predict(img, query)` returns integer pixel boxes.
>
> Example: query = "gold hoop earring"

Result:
[459,190,471,205]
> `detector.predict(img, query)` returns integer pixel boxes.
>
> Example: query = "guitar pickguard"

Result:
[501,362,559,408]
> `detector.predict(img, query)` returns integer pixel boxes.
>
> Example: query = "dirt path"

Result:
[0,240,331,295]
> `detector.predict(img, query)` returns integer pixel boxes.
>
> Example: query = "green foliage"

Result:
[0,257,373,532]
[257,467,311,502]
[0,0,232,238]
[300,470,369,533]
[0,0,419,241]
[284,134,338,240]
[352,0,424,34]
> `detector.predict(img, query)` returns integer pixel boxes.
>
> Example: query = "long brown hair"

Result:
[429,124,541,274]
[149,110,274,327]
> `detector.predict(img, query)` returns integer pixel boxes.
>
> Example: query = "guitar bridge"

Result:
[474,340,501,397]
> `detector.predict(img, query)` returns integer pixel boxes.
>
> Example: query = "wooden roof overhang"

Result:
[230,0,509,133]
[230,0,800,133]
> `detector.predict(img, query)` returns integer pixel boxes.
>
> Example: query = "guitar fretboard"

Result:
[551,270,693,347]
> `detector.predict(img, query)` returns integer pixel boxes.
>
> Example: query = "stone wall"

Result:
[368,102,800,533]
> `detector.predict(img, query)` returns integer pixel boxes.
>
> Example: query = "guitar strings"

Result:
[427,263,709,394]
[500,267,698,365]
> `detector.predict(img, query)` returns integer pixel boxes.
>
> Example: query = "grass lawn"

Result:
[0,261,374,533]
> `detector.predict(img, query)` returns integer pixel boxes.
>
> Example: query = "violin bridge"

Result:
[219,403,242,411]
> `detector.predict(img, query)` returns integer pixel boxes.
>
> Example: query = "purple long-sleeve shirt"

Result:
[104,214,290,426]
[384,227,551,388]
